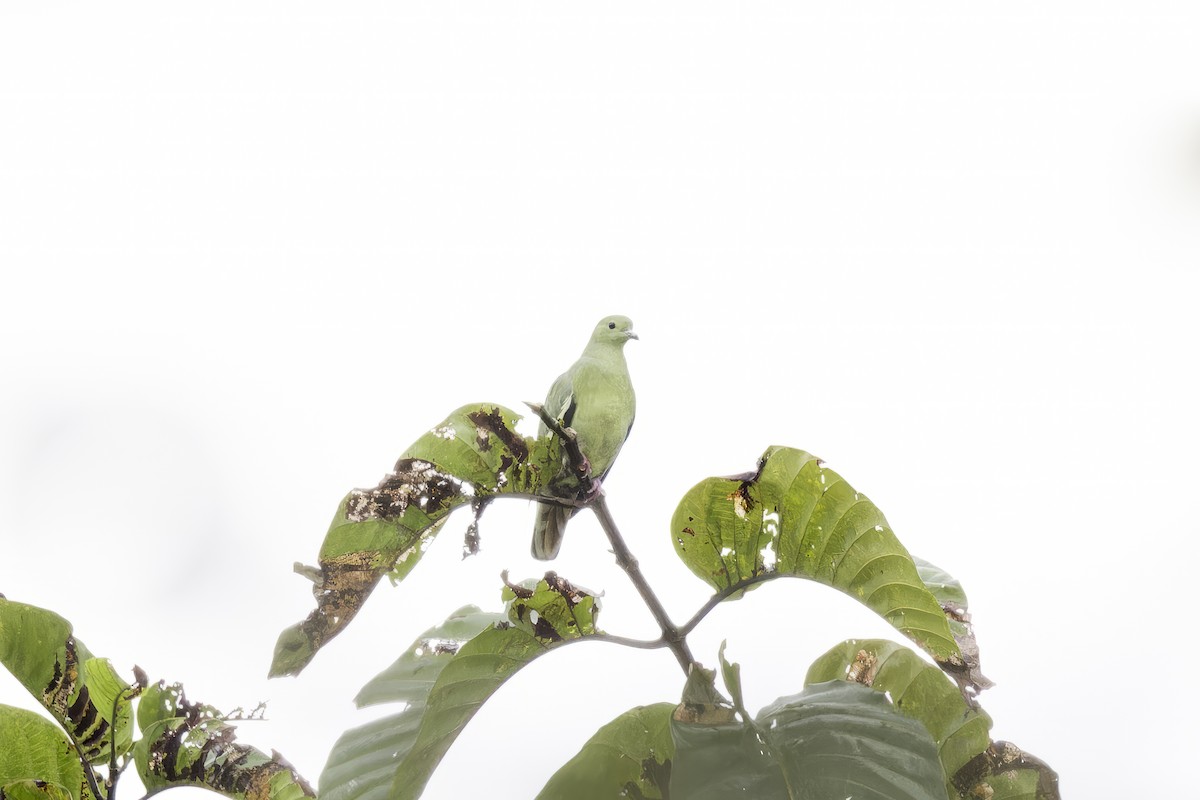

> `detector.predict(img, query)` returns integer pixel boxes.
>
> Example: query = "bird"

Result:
[531,315,638,560]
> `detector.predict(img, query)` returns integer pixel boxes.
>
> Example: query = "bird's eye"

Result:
[608,322,616,329]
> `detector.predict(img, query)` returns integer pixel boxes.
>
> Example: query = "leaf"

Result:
[0,781,75,800]
[951,741,1061,800]
[0,705,88,800]
[759,681,948,800]
[270,404,562,677]
[669,704,786,800]
[535,704,675,800]
[320,607,502,800]
[0,599,134,763]
[324,581,600,800]
[671,447,961,671]
[134,687,314,800]
[806,639,993,797]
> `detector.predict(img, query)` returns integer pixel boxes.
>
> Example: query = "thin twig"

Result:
[62,726,105,800]
[677,573,785,638]
[592,496,695,673]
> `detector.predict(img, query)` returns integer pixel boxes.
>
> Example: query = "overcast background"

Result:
[2,3,1198,798]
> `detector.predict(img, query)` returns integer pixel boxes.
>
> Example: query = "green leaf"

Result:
[951,741,1060,800]
[760,681,948,800]
[717,641,748,721]
[0,781,75,800]
[671,447,961,670]
[324,583,600,800]
[0,705,88,800]
[133,689,314,800]
[536,704,675,800]
[669,705,786,800]
[806,639,993,796]
[0,599,133,763]
[271,404,562,677]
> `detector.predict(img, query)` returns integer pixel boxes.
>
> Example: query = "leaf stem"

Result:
[676,573,784,638]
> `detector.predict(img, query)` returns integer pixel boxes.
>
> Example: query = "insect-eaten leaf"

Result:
[270,404,562,678]
[324,578,602,800]
[134,684,313,800]
[913,556,993,700]
[502,571,599,643]
[671,446,966,680]
[0,598,136,764]
[952,740,1061,800]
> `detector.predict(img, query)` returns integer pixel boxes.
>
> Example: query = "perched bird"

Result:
[531,315,638,560]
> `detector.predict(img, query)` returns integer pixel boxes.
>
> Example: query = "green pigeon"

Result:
[531,315,638,560]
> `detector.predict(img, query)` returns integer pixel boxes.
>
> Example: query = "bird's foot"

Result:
[581,477,604,503]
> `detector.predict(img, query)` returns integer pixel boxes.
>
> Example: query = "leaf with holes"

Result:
[671,446,962,673]
[133,688,314,800]
[535,703,675,800]
[0,598,134,764]
[270,404,563,677]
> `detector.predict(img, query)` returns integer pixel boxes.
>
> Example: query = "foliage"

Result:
[3,364,1059,800]
[0,598,312,800]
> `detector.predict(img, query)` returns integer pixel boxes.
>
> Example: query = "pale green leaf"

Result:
[0,706,87,800]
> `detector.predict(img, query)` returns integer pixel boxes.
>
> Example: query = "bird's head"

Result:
[592,315,638,345]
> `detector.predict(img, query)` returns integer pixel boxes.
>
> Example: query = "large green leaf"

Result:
[535,704,674,800]
[0,599,133,763]
[133,685,313,800]
[806,639,993,797]
[271,404,563,677]
[324,576,600,800]
[759,681,948,800]
[671,447,962,672]
[0,705,88,800]
[669,707,787,800]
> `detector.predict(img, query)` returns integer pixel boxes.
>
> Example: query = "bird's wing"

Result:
[542,368,577,431]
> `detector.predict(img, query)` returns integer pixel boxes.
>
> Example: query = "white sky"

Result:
[2,3,1198,798]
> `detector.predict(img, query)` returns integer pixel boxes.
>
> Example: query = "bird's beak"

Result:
[626,331,639,340]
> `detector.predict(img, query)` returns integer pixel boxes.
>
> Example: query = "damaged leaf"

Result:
[502,572,599,642]
[0,705,88,800]
[270,404,562,678]
[134,686,313,800]
[806,639,993,798]
[914,557,993,699]
[536,704,675,800]
[671,447,962,674]
[0,598,134,763]
[951,741,1061,800]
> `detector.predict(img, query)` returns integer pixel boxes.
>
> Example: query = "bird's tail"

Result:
[531,502,571,560]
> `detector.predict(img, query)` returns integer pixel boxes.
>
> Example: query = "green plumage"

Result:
[531,315,638,560]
